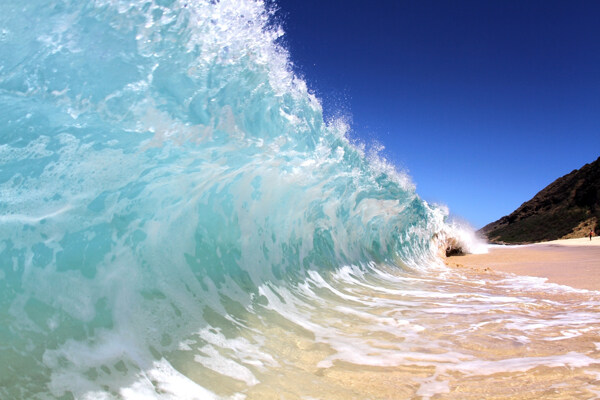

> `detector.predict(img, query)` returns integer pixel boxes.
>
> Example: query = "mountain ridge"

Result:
[480,156,600,244]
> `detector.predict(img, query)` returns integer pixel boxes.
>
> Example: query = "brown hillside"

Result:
[480,156,600,244]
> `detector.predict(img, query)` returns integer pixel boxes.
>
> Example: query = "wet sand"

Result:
[447,237,600,291]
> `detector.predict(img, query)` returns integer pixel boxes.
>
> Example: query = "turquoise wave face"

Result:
[0,0,445,397]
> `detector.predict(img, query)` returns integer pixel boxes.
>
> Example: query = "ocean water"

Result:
[1,0,600,398]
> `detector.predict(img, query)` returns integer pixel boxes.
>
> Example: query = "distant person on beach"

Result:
[590,229,595,241]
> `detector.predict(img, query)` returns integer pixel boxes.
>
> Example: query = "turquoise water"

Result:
[2,1,600,399]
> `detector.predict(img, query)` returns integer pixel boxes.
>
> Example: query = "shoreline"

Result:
[446,237,600,291]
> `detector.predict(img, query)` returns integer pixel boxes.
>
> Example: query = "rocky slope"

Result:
[480,156,600,244]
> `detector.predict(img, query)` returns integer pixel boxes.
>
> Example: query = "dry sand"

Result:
[447,237,600,291]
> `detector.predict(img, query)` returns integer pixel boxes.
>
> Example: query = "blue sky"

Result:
[274,0,600,228]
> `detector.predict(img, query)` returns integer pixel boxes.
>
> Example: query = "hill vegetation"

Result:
[480,157,600,244]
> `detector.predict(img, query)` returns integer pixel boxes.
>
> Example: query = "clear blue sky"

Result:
[274,0,600,229]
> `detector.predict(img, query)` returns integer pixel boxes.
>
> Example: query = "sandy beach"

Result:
[447,237,600,291]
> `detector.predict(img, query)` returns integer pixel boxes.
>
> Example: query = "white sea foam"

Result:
[121,359,220,400]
